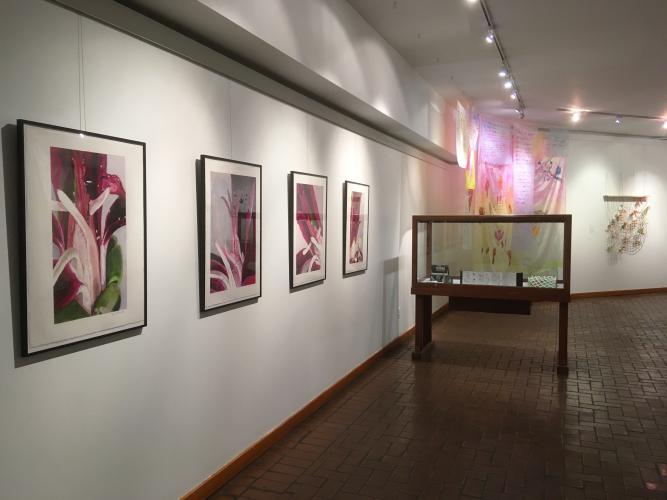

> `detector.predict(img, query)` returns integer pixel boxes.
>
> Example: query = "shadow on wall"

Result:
[382,256,399,345]
[1,124,140,368]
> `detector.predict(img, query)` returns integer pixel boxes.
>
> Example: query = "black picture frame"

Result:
[289,171,328,289]
[17,119,147,356]
[342,180,370,276]
[198,155,262,312]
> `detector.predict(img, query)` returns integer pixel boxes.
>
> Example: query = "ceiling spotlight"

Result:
[571,111,581,123]
[466,0,478,3]
[485,30,494,44]
[510,92,517,100]
[663,120,667,129]
[615,115,622,126]
[514,108,521,114]
[503,80,513,89]
[498,68,507,78]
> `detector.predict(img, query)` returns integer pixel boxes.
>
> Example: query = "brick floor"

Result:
[211,294,667,499]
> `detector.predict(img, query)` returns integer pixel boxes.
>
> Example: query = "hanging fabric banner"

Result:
[465,115,569,274]
[472,116,514,271]
[465,112,480,212]
[475,116,514,215]
[456,101,469,169]
[533,129,567,214]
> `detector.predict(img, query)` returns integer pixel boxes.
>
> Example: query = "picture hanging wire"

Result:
[77,16,87,134]
[306,112,310,171]
[227,78,232,158]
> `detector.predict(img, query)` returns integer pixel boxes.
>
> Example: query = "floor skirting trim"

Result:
[571,287,667,299]
[180,303,448,499]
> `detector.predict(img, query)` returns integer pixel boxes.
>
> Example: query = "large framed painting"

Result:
[289,171,327,288]
[199,155,261,311]
[18,120,146,355]
[343,181,369,275]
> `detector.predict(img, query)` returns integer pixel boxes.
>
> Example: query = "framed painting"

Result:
[18,120,146,355]
[199,155,261,311]
[289,171,327,288]
[343,181,369,275]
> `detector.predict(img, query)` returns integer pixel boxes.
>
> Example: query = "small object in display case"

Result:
[461,271,523,287]
[527,275,557,288]
[430,264,449,283]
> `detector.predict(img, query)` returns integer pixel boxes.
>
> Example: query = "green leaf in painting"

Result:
[106,236,123,285]
[93,282,121,315]
[54,300,89,324]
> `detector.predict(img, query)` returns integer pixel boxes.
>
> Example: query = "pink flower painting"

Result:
[50,147,127,323]
[290,172,327,287]
[295,183,324,275]
[343,181,369,275]
[209,173,257,292]
[348,191,364,264]
[201,156,261,310]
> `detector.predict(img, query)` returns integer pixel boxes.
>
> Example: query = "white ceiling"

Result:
[348,0,667,137]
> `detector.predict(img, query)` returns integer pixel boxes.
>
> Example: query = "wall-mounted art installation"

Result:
[604,195,649,255]
[199,156,261,311]
[343,181,369,275]
[289,171,327,288]
[18,120,146,355]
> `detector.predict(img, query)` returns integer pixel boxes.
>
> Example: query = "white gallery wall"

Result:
[198,0,448,148]
[0,1,463,499]
[567,134,667,293]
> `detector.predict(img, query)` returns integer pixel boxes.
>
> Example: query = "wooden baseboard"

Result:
[432,302,449,320]
[180,303,448,499]
[571,287,667,299]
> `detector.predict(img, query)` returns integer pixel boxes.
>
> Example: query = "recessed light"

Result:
[663,120,667,130]
[571,111,581,123]
[615,115,622,125]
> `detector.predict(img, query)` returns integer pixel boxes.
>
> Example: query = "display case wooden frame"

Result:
[411,214,572,374]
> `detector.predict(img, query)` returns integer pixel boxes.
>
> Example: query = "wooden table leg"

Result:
[557,301,569,375]
[413,295,432,360]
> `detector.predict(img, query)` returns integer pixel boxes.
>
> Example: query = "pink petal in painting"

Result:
[50,147,127,323]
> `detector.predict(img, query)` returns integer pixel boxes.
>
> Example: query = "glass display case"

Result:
[411,214,571,374]
[412,214,571,302]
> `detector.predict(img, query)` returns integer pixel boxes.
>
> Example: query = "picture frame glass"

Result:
[290,172,327,288]
[20,120,146,354]
[344,181,369,275]
[201,156,261,310]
